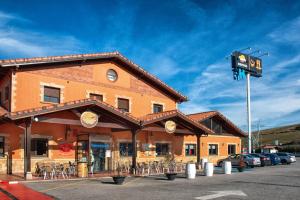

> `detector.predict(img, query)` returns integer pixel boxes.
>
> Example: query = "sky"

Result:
[0,0,300,130]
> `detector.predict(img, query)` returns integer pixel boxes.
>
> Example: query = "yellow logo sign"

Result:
[165,120,176,134]
[238,54,247,63]
[80,111,98,128]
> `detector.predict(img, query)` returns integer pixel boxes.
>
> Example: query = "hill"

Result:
[256,123,300,145]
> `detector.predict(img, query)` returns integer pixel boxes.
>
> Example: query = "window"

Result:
[90,93,103,101]
[212,119,222,134]
[4,86,9,101]
[0,136,4,157]
[156,143,169,156]
[118,98,129,112]
[153,104,163,113]
[31,138,48,157]
[201,118,223,134]
[209,144,218,155]
[228,144,236,155]
[44,86,60,103]
[185,144,196,156]
[201,119,211,129]
[119,143,133,156]
[107,69,118,82]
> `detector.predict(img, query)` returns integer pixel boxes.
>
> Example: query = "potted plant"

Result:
[237,157,246,172]
[164,154,177,181]
[112,162,126,185]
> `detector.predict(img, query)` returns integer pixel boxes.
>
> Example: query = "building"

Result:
[0,52,244,179]
[188,111,246,164]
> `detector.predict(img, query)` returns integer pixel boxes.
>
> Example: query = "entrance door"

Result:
[91,142,110,172]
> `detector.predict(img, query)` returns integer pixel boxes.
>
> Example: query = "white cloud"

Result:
[269,16,300,45]
[0,11,84,58]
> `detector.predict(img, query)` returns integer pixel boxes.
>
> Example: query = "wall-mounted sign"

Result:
[231,51,262,78]
[80,111,99,128]
[165,120,176,134]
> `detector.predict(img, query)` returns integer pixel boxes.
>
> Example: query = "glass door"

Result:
[91,142,110,172]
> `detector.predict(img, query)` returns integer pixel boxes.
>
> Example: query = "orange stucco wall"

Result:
[12,61,176,116]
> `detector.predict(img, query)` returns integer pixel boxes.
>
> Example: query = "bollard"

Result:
[204,162,214,176]
[186,163,196,179]
[201,158,208,169]
[222,161,232,175]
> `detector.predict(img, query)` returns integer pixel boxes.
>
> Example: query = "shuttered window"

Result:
[118,98,129,112]
[90,93,103,101]
[44,86,60,103]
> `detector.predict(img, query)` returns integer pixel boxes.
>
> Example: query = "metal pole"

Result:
[247,72,252,153]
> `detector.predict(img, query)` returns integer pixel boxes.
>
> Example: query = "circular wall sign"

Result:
[165,120,176,134]
[80,111,99,128]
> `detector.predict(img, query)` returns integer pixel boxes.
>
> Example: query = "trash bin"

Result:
[222,161,232,175]
[78,162,88,178]
[186,163,196,179]
[204,162,214,176]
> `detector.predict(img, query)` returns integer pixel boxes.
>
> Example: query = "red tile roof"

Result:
[188,111,218,121]
[6,98,141,127]
[188,111,246,137]
[140,110,213,134]
[0,52,187,102]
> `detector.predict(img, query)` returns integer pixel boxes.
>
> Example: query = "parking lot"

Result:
[24,161,300,200]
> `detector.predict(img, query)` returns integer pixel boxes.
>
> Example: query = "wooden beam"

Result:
[37,117,129,129]
[131,129,137,173]
[24,119,32,179]
[196,134,201,166]
[142,126,193,134]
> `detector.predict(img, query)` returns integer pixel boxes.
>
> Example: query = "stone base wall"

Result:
[0,158,7,174]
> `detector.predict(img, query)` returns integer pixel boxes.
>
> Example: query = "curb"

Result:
[0,180,19,184]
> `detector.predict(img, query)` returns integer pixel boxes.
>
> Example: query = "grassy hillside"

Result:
[257,124,300,145]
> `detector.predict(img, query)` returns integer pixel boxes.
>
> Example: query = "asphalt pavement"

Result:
[24,161,300,200]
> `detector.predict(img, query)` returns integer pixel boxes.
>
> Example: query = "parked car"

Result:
[250,153,272,167]
[263,153,281,165]
[275,152,294,164]
[217,154,261,168]
[287,153,297,163]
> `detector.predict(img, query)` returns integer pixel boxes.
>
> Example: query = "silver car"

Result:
[276,152,295,164]
[217,154,261,168]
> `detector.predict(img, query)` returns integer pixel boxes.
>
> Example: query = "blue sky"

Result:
[0,0,300,130]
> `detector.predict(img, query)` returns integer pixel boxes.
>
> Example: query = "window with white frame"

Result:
[228,144,236,155]
[209,144,218,155]
[185,144,196,156]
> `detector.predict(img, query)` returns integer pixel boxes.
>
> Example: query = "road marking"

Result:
[194,190,247,200]
[40,181,87,192]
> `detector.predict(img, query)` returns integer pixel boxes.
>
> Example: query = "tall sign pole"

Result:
[230,48,267,154]
[246,72,251,153]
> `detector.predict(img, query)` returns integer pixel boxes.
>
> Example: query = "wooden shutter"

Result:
[118,98,129,111]
[44,86,60,97]
[90,93,103,101]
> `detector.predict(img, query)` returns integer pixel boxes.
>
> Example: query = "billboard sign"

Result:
[232,51,262,78]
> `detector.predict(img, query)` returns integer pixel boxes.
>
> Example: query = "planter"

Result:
[237,167,244,172]
[165,173,177,181]
[112,176,126,185]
